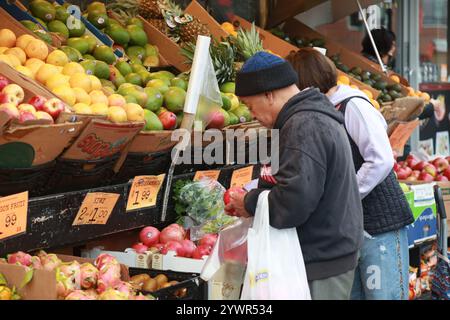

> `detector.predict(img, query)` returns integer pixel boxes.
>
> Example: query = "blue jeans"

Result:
[351,227,409,300]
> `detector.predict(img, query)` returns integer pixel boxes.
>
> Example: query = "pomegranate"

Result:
[139,226,160,247]
[131,242,149,254]
[161,241,185,257]
[160,225,185,244]
[223,187,246,214]
[180,239,197,258]
[199,234,218,249]
[192,245,211,259]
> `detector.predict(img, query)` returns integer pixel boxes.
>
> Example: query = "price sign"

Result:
[126,174,165,211]
[230,166,254,188]
[73,192,119,226]
[193,170,221,182]
[0,191,28,240]
[389,120,419,154]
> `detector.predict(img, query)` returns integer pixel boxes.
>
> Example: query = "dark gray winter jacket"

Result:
[244,88,364,281]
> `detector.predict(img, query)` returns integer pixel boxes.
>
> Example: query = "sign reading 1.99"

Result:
[0,191,28,240]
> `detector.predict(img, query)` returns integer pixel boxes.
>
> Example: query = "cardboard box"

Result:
[128,130,177,154]
[401,183,437,247]
[0,254,129,300]
[62,120,144,161]
[81,247,152,269]
[283,18,410,96]
[207,262,244,300]
[152,251,208,274]
[0,122,83,166]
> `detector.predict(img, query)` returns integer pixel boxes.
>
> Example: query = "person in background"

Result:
[225,51,364,300]
[362,28,445,122]
[287,48,414,300]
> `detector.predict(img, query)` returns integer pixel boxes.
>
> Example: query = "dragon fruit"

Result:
[56,270,75,299]
[96,262,121,294]
[0,258,7,264]
[94,254,119,270]
[80,263,99,289]
[114,281,134,299]
[84,288,99,299]
[59,261,81,290]
[98,288,128,300]
[7,251,32,266]
[133,293,153,300]
[40,253,62,271]
[30,256,42,269]
[65,290,96,300]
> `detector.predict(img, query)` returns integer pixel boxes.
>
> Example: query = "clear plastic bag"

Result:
[178,178,236,240]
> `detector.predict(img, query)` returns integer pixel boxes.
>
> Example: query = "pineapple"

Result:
[181,40,235,85]
[235,23,264,61]
[106,0,166,20]
[178,17,211,44]
[148,18,169,34]
[138,0,164,19]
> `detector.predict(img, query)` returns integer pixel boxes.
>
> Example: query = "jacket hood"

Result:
[328,85,369,106]
[274,88,344,129]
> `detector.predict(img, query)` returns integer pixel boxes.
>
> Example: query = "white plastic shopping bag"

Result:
[241,191,311,300]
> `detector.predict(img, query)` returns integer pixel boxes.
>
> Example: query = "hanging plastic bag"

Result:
[241,191,311,300]
[177,178,236,240]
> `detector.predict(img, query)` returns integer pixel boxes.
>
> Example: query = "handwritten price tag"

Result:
[0,191,28,240]
[126,174,165,211]
[230,166,254,188]
[193,170,221,182]
[73,192,119,226]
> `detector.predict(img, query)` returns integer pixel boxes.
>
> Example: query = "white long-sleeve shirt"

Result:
[329,85,394,199]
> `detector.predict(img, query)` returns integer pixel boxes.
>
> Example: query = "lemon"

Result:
[73,87,91,105]
[73,103,92,114]
[16,34,35,51]
[62,62,85,76]
[69,73,92,92]
[36,63,59,84]
[89,75,102,91]
[46,73,70,90]
[52,85,76,106]
[5,47,26,65]
[46,49,69,67]
[15,65,33,79]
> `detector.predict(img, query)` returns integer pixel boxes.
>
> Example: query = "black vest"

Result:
[338,97,414,235]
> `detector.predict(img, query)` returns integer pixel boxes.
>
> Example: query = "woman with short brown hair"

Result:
[287,48,413,300]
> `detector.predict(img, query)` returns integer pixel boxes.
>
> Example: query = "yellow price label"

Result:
[73,192,119,226]
[230,166,254,188]
[126,174,165,211]
[193,170,221,182]
[0,191,28,240]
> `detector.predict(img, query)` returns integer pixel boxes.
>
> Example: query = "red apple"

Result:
[404,167,412,176]
[17,104,36,115]
[444,167,450,180]
[2,84,24,104]
[158,111,177,130]
[424,164,437,177]
[18,110,37,123]
[398,161,407,168]
[35,111,54,123]
[407,157,419,169]
[0,103,19,119]
[0,92,18,105]
[412,170,421,178]
[446,156,450,164]
[435,175,449,182]
[393,162,401,172]
[397,168,411,180]
[161,241,185,257]
[28,95,47,112]
[413,161,428,171]
[43,98,65,120]
[419,171,434,182]
[0,76,10,91]
[432,157,449,173]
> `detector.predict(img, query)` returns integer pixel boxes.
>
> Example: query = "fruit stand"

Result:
[0,0,441,302]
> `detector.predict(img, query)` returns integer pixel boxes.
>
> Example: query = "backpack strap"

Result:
[336,96,373,115]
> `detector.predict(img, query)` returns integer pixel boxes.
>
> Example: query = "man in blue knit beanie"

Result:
[225,52,364,300]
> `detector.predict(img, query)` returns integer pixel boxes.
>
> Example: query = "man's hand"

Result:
[431,98,446,122]
[224,189,251,218]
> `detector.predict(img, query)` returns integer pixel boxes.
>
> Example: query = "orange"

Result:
[337,75,350,85]
[390,74,400,83]
[362,89,374,99]
[370,99,380,110]
[0,29,16,48]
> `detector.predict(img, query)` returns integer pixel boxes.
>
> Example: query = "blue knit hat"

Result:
[235,51,298,97]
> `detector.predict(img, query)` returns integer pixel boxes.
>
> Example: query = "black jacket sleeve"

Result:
[244,147,326,229]
[418,103,434,120]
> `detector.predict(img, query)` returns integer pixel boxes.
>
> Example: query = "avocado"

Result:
[311,38,325,47]
[382,94,393,102]
[350,67,362,75]
[94,60,110,79]
[373,81,388,91]
[389,91,403,100]
[67,18,86,37]
[370,73,382,82]
[361,71,371,81]
[127,17,145,29]
[67,37,89,55]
